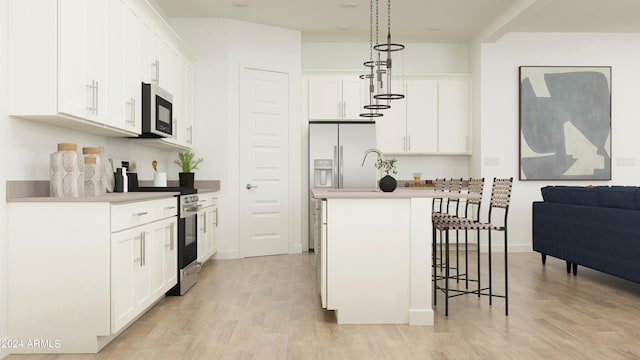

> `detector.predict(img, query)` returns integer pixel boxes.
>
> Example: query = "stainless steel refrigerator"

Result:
[308,121,377,250]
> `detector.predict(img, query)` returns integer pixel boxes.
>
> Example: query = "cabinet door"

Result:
[57,0,89,119]
[438,79,471,154]
[107,0,141,134]
[197,211,207,263]
[111,228,149,333]
[406,80,438,153]
[58,0,107,123]
[149,217,177,297]
[376,79,407,153]
[341,77,366,119]
[163,219,178,290]
[308,78,342,120]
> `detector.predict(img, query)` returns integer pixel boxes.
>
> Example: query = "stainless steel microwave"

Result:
[141,82,173,138]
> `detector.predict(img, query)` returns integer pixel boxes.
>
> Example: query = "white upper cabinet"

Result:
[107,0,141,135]
[57,0,108,124]
[307,75,367,120]
[8,0,195,147]
[375,77,471,155]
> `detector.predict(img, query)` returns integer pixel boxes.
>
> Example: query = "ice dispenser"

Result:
[314,159,333,187]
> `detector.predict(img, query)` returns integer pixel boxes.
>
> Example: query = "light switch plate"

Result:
[484,157,500,166]
[616,157,635,166]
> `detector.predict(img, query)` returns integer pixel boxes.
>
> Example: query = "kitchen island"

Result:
[311,187,476,326]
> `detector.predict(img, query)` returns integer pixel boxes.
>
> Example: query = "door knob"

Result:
[246,184,258,190]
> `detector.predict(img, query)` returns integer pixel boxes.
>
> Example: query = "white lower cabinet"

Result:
[197,192,219,263]
[7,196,177,354]
[111,216,177,334]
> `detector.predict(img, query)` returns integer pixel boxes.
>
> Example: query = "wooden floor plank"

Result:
[6,251,640,359]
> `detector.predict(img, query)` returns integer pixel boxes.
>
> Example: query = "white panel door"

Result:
[240,68,290,257]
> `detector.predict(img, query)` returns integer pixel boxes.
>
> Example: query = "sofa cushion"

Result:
[567,187,600,207]
[597,186,638,210]
[540,186,571,203]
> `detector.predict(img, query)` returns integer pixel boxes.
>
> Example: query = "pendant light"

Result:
[373,0,404,101]
[360,0,387,118]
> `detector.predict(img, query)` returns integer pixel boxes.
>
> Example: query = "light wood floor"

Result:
[7,251,640,360]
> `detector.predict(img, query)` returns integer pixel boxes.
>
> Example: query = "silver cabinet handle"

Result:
[333,145,339,188]
[86,82,94,111]
[142,231,147,266]
[95,80,99,115]
[152,59,160,84]
[407,136,411,152]
[204,212,207,233]
[131,98,136,126]
[164,206,176,210]
[214,208,218,226]
[134,212,148,216]
[246,184,258,189]
[139,232,144,267]
[188,126,193,145]
[342,101,346,118]
[169,222,175,251]
[339,145,344,188]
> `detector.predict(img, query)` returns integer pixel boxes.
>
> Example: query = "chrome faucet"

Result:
[361,148,384,166]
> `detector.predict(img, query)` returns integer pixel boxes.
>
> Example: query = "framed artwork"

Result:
[519,66,611,180]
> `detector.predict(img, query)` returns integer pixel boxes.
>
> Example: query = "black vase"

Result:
[379,174,397,192]
[179,172,195,189]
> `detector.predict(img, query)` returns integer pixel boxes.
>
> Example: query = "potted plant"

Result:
[174,151,203,188]
[375,158,398,192]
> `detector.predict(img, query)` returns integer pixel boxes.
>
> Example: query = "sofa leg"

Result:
[566,261,571,273]
[572,263,578,275]
[541,253,547,265]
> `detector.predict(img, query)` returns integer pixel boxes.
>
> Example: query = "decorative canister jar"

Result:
[82,147,105,196]
[50,143,83,198]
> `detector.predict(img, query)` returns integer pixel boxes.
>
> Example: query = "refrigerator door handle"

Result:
[339,145,344,188]
[333,145,339,188]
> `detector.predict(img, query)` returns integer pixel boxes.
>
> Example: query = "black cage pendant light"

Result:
[360,0,388,118]
[373,0,404,101]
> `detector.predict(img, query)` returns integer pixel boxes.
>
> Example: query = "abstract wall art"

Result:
[519,66,611,180]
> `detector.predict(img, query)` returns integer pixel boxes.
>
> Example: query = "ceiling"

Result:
[153,0,640,43]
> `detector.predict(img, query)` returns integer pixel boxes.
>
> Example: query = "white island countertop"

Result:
[312,187,475,200]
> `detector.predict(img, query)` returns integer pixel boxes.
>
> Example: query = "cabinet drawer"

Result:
[198,192,218,208]
[111,197,177,232]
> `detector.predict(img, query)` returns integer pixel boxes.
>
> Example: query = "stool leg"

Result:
[504,230,508,316]
[476,228,481,297]
[488,229,493,306]
[445,229,450,317]
[455,229,460,283]
[464,228,469,289]
[433,228,437,306]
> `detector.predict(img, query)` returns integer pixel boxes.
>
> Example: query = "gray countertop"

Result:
[6,179,221,203]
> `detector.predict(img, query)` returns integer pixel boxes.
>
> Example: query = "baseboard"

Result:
[289,243,302,254]
[213,249,240,260]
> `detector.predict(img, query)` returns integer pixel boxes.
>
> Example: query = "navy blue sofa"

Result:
[532,186,640,283]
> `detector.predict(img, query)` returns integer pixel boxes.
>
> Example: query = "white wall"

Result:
[480,32,640,252]
[170,18,303,258]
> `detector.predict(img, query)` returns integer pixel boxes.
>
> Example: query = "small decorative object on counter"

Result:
[174,151,203,189]
[83,157,103,197]
[376,158,398,192]
[50,143,83,198]
[413,172,422,184]
[82,147,105,196]
[114,167,128,193]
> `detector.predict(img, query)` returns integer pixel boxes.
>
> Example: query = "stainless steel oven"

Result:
[166,193,202,295]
